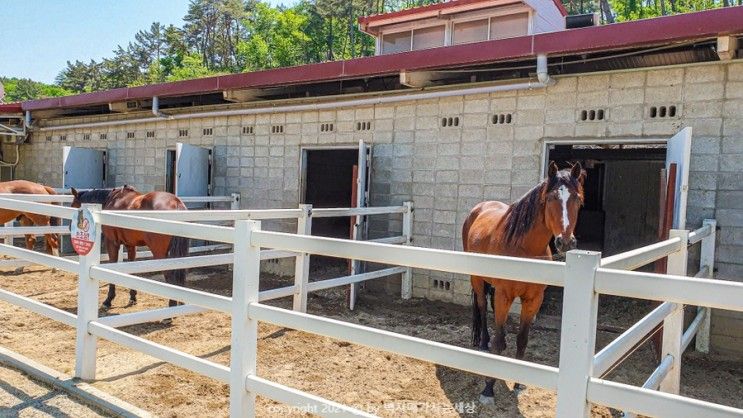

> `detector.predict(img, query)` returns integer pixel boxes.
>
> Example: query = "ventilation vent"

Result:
[320,123,334,132]
[83,134,91,140]
[146,131,156,138]
[649,105,678,119]
[441,116,460,127]
[178,129,189,137]
[45,135,52,142]
[271,125,284,134]
[578,109,606,122]
[202,128,213,136]
[59,135,67,141]
[492,113,513,125]
[356,121,372,131]
[99,133,107,140]
[126,101,138,109]
[432,279,452,291]
[242,126,254,135]
[126,132,135,139]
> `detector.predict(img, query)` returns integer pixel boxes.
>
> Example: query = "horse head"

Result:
[542,161,586,254]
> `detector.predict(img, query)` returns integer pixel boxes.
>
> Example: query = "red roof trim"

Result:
[0,103,23,114]
[21,7,743,113]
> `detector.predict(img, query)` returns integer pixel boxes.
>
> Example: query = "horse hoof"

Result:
[513,383,527,395]
[161,318,173,326]
[51,268,58,274]
[479,394,495,405]
[101,304,111,312]
[13,267,24,274]
[126,300,137,307]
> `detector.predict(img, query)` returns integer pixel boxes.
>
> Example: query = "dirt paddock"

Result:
[0,263,741,417]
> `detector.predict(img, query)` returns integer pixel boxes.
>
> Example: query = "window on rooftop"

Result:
[412,25,445,50]
[382,30,412,54]
[490,13,529,40]
[453,18,489,45]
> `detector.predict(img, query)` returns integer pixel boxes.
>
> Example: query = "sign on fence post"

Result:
[401,201,414,300]
[556,250,601,418]
[293,205,312,313]
[230,193,241,211]
[660,229,689,394]
[230,220,261,417]
[74,204,102,380]
[696,219,716,353]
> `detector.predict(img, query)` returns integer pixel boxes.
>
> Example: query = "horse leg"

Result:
[101,241,121,310]
[470,276,490,351]
[126,246,138,306]
[481,287,514,404]
[512,291,544,394]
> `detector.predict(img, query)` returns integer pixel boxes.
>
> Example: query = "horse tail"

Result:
[471,287,481,347]
[167,199,189,287]
[167,235,189,286]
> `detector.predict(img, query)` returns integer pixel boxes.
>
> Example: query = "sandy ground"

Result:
[0,262,741,417]
[0,364,109,417]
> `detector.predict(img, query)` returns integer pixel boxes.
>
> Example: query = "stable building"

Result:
[1,2,742,355]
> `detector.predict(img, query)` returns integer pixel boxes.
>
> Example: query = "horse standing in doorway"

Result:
[0,180,61,261]
[71,185,189,310]
[463,162,585,403]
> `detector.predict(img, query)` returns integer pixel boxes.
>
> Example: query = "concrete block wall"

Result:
[14,60,743,354]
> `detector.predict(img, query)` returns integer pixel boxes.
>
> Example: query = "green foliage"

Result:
[45,0,734,96]
[0,77,72,102]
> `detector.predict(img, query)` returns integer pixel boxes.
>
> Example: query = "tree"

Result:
[238,2,311,70]
[166,53,218,81]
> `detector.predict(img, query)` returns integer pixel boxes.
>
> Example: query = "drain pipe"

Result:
[38,56,555,132]
[536,54,555,86]
[151,96,171,119]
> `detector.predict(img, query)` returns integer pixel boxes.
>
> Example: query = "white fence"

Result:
[0,196,741,417]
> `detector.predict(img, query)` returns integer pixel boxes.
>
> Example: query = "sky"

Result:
[0,0,298,84]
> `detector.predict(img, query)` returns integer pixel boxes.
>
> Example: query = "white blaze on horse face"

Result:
[557,185,570,232]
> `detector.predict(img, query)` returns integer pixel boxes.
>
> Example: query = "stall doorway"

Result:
[301,148,359,238]
[546,143,666,256]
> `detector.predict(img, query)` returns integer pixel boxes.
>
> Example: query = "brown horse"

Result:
[0,180,60,261]
[71,185,189,310]
[463,162,585,402]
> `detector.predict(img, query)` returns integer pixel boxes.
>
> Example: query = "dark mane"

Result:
[76,188,115,205]
[503,182,547,246]
[503,169,583,246]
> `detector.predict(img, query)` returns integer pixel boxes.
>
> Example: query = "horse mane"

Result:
[77,185,139,206]
[502,181,547,246]
[76,188,115,205]
[502,169,583,246]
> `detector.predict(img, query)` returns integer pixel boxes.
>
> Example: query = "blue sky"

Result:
[0,0,298,84]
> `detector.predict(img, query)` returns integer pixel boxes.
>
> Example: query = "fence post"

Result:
[4,220,14,246]
[556,250,601,418]
[293,204,312,312]
[74,204,102,380]
[659,228,688,394]
[696,219,716,353]
[230,193,241,211]
[230,220,260,417]
[401,201,414,300]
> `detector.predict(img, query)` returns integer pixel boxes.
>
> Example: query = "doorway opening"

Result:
[166,149,176,194]
[547,143,666,256]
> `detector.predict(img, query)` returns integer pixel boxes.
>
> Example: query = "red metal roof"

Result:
[13,6,743,114]
[0,103,23,113]
[358,0,568,28]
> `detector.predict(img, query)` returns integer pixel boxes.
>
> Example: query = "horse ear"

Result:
[70,187,78,197]
[571,162,586,184]
[547,161,558,178]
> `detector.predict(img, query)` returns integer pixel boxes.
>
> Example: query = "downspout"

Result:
[152,96,171,119]
[38,56,555,131]
[536,54,555,86]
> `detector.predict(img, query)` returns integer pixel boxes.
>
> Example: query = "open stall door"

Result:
[349,140,371,310]
[175,143,211,209]
[62,146,105,189]
[666,127,692,229]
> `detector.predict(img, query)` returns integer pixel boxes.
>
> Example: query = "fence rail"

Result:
[0,192,738,417]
